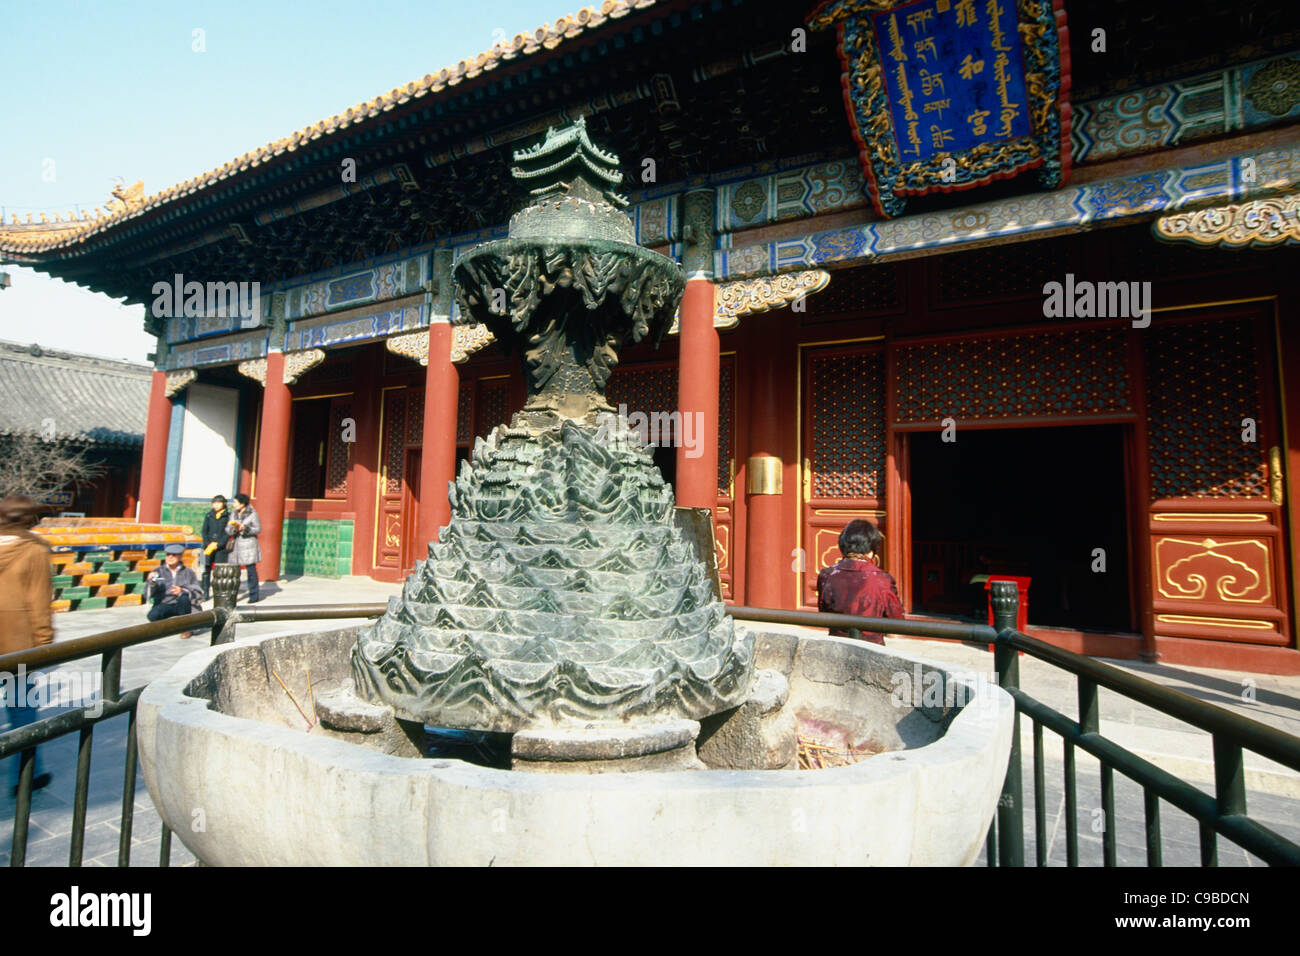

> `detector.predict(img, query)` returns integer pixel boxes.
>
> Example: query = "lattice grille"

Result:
[383,390,407,495]
[718,358,734,494]
[935,241,1071,303]
[405,389,425,445]
[1145,318,1270,500]
[809,351,885,499]
[456,382,473,444]
[324,400,352,498]
[606,364,679,419]
[805,263,901,315]
[896,329,1131,422]
[476,379,510,439]
[288,420,319,499]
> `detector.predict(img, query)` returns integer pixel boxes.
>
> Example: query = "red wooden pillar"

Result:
[743,314,794,609]
[138,369,171,523]
[675,279,719,508]
[419,322,460,548]
[254,351,291,582]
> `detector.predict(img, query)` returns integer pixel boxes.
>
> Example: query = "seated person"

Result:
[147,544,204,625]
[816,519,903,644]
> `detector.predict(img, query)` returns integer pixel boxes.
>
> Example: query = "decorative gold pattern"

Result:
[1269,446,1285,505]
[236,358,267,385]
[282,349,326,384]
[1155,192,1300,248]
[163,369,196,398]
[714,270,831,325]
[1155,536,1273,605]
[452,323,496,363]
[1152,513,1269,522]
[1155,614,1275,631]
[385,331,428,366]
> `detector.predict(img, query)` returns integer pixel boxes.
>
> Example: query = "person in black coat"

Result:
[200,495,230,601]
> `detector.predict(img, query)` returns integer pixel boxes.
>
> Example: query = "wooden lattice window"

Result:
[895,328,1131,424]
[808,351,885,500]
[1145,318,1271,500]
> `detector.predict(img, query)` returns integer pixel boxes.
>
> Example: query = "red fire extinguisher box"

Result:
[984,575,1031,633]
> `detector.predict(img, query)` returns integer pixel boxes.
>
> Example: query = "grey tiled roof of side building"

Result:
[0,339,150,447]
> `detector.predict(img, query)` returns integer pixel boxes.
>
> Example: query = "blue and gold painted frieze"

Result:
[164,329,267,371]
[1072,55,1300,165]
[717,144,1300,277]
[282,252,427,321]
[163,311,254,345]
[283,297,426,352]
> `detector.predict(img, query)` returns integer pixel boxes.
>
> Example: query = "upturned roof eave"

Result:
[0,0,665,262]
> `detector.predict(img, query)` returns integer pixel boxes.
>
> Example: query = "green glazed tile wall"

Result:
[160,501,210,532]
[280,517,355,578]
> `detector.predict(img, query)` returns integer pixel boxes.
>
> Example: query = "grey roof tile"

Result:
[0,340,151,447]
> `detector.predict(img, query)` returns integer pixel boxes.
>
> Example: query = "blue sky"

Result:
[0,0,571,361]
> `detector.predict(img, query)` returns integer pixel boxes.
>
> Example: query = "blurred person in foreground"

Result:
[0,496,54,793]
[816,518,903,644]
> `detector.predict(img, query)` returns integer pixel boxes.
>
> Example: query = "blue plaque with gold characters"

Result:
[809,0,1071,217]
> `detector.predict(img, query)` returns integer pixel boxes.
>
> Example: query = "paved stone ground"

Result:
[0,575,397,868]
[3,579,1298,866]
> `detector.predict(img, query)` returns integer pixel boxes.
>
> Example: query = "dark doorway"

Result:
[909,425,1131,632]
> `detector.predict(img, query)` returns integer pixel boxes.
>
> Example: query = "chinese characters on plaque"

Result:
[810,0,1070,218]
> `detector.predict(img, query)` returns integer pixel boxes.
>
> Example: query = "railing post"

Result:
[210,565,240,645]
[990,580,1024,867]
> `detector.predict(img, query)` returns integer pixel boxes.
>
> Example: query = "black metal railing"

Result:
[4,586,1299,866]
[731,582,1300,867]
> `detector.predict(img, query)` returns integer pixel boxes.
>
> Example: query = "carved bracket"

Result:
[1155,192,1300,248]
[282,348,326,384]
[385,324,497,367]
[164,369,196,398]
[667,269,831,333]
[236,358,267,385]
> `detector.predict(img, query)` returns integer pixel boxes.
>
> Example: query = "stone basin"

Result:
[137,626,1013,866]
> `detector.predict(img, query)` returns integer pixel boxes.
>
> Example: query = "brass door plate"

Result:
[746,455,783,495]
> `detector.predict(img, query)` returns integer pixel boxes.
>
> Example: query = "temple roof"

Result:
[0,1,657,258]
[0,339,151,447]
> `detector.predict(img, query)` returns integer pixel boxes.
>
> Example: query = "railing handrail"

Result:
[0,610,222,674]
[7,602,1297,772]
[5,597,1300,867]
[731,604,1300,775]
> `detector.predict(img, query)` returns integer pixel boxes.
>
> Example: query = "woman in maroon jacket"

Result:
[816,519,903,644]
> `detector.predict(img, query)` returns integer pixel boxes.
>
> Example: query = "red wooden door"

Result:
[1144,306,1291,648]
[401,448,422,572]
[799,343,887,607]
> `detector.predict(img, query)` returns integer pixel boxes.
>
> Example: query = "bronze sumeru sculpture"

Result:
[351,120,753,731]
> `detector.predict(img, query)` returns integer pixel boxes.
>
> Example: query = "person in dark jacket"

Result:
[0,496,54,793]
[816,519,903,644]
[226,493,262,604]
[146,544,203,623]
[199,494,230,601]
